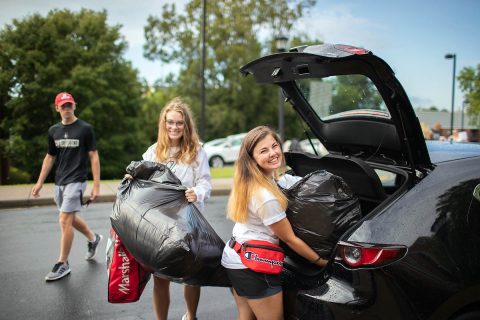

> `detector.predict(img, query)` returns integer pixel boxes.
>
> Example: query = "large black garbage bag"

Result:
[111,160,230,287]
[280,256,332,290]
[280,170,362,260]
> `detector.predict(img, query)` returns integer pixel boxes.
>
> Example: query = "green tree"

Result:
[0,9,144,183]
[143,0,316,142]
[458,64,480,128]
[331,75,384,114]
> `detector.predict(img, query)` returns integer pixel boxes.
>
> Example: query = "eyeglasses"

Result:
[166,120,185,128]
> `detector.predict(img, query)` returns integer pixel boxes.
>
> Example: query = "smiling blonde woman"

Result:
[141,97,211,320]
[221,126,328,320]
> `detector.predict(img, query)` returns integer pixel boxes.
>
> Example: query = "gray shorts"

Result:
[54,182,87,213]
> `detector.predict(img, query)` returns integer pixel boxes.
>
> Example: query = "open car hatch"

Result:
[240,43,431,173]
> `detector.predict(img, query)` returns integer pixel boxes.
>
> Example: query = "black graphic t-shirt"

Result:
[47,119,97,185]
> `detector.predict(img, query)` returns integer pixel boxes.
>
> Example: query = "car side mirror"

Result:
[474,185,480,202]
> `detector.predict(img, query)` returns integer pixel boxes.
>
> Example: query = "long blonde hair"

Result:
[155,97,200,164]
[227,126,288,223]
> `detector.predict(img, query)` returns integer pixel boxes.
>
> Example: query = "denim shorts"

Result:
[226,268,282,299]
[54,182,87,213]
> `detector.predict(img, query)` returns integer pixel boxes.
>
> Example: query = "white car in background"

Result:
[283,138,329,157]
[203,133,246,167]
[203,138,226,148]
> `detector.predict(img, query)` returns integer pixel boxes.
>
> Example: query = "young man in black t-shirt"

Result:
[32,92,103,281]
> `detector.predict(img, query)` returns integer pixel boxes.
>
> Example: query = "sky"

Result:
[0,0,479,112]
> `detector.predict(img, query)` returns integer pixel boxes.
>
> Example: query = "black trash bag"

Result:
[280,257,332,290]
[280,170,362,261]
[111,160,230,287]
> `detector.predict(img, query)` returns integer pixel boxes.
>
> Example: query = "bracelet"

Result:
[311,256,322,264]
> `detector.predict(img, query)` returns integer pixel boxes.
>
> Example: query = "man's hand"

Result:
[31,183,43,198]
[90,183,100,201]
[88,150,100,202]
[185,188,197,203]
[31,154,55,199]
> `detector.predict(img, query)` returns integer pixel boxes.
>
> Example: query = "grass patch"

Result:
[210,166,234,179]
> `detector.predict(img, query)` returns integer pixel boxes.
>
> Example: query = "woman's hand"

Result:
[311,256,329,267]
[124,174,133,180]
[185,188,197,202]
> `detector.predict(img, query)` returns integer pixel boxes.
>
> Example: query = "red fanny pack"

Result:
[231,238,285,274]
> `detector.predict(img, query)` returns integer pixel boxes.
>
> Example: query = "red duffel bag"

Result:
[107,229,151,303]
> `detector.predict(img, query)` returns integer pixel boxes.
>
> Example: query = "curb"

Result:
[0,188,231,209]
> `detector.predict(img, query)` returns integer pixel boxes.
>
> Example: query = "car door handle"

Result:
[473,184,480,202]
[467,184,480,235]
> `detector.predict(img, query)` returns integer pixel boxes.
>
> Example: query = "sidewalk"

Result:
[0,179,232,209]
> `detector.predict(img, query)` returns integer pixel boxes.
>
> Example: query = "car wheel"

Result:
[210,156,224,168]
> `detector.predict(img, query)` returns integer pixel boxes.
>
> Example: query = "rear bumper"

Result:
[285,267,419,320]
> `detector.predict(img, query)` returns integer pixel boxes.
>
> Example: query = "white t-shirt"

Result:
[142,143,212,212]
[221,174,302,269]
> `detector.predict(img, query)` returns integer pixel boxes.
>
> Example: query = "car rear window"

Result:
[295,74,390,121]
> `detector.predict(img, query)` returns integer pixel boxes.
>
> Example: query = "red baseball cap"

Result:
[55,92,75,107]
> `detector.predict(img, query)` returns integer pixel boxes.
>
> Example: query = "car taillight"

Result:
[334,44,370,55]
[337,241,407,269]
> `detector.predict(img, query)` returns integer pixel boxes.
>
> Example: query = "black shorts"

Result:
[226,268,282,299]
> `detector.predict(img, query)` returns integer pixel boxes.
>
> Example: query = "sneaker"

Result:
[85,233,103,261]
[45,262,71,281]
[181,314,198,320]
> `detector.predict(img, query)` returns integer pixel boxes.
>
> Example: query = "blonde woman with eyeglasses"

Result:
[141,97,212,320]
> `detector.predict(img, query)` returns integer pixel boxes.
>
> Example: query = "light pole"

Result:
[275,36,288,141]
[445,53,456,137]
[200,0,207,140]
[461,98,468,131]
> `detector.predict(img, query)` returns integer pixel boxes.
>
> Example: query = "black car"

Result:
[241,44,480,320]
